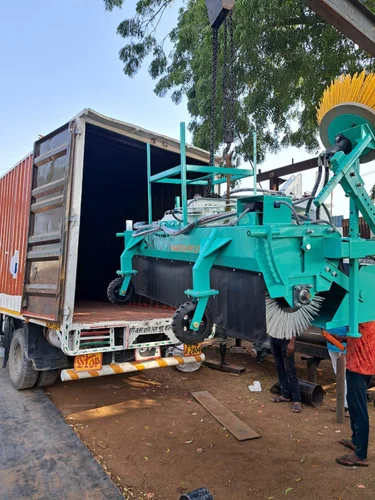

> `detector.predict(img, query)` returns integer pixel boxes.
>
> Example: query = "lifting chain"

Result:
[206,10,236,197]
[206,26,219,197]
[223,11,235,147]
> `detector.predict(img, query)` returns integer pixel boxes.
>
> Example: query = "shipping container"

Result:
[1,109,210,389]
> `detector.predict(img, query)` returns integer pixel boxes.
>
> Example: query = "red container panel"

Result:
[0,154,32,313]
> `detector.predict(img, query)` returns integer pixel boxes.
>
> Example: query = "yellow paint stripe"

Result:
[156,358,168,368]
[110,364,125,374]
[174,356,185,365]
[130,361,145,371]
[0,307,22,317]
[66,370,80,380]
[88,370,100,377]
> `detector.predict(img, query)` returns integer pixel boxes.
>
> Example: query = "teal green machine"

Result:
[109,74,375,345]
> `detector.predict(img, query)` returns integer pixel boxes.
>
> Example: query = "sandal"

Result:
[339,439,356,451]
[336,454,368,467]
[330,407,350,417]
[292,402,302,413]
[270,396,291,403]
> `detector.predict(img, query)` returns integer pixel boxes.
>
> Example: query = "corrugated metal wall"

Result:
[331,215,343,228]
[342,217,373,239]
[0,155,32,312]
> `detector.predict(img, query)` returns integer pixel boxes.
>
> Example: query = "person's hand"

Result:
[287,339,296,356]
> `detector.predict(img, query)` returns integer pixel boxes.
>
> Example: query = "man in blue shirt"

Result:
[326,326,349,417]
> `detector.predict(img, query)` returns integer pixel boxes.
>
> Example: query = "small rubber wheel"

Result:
[107,277,134,305]
[35,369,60,387]
[8,329,39,390]
[172,302,213,345]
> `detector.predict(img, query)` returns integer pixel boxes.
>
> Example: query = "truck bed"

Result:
[73,301,173,323]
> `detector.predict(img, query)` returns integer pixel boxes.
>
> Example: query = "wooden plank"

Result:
[192,391,260,441]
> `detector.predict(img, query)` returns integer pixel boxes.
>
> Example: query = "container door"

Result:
[23,122,76,321]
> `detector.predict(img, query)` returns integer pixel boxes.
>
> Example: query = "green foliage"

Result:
[105,0,375,162]
[371,183,375,202]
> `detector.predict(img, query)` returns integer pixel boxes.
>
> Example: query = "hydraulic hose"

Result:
[293,197,332,223]
[310,219,337,231]
[133,211,240,238]
[316,162,330,220]
[274,200,302,225]
[223,187,283,197]
[305,160,323,216]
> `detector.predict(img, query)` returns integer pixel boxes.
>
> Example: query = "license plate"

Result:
[74,353,103,372]
[183,344,202,356]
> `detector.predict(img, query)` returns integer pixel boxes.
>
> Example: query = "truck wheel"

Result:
[172,302,213,345]
[8,329,39,390]
[36,369,59,387]
[107,277,134,305]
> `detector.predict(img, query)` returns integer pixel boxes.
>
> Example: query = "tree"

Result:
[104,0,375,163]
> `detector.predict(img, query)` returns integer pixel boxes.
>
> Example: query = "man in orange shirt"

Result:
[332,322,375,467]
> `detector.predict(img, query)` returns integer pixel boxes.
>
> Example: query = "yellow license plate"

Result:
[74,353,103,372]
[183,344,202,356]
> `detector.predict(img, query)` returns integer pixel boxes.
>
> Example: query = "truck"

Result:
[1,109,209,389]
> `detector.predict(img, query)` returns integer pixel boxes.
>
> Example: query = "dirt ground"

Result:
[48,346,375,500]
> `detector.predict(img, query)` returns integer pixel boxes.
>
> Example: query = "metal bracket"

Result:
[118,235,144,296]
[315,124,375,338]
[185,229,232,330]
[206,0,235,29]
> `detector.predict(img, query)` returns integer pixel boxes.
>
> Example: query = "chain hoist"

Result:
[205,0,236,197]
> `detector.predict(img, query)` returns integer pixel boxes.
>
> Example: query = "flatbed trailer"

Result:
[0,109,209,389]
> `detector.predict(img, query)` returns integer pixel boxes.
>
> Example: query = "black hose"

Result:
[293,196,332,223]
[172,209,183,223]
[274,200,302,225]
[305,161,323,216]
[320,202,332,223]
[316,163,330,220]
[223,188,283,198]
[310,219,337,230]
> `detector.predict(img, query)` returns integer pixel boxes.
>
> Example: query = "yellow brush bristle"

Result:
[317,71,375,124]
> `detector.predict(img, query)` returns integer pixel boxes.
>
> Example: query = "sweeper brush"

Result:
[111,71,375,345]
[317,72,375,125]
[266,295,325,340]
[317,71,375,163]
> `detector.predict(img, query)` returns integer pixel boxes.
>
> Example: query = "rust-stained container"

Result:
[0,154,32,314]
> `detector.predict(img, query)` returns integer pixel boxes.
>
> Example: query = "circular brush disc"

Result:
[320,102,375,164]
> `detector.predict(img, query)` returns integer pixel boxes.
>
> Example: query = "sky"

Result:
[1,0,374,218]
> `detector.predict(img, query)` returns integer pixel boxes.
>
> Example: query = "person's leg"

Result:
[270,338,291,400]
[352,373,371,460]
[342,355,348,410]
[340,370,371,463]
[282,342,301,403]
[346,370,358,448]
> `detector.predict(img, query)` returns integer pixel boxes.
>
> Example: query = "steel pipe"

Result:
[271,379,325,408]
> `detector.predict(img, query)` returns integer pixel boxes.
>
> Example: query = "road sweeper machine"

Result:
[110,2,375,348]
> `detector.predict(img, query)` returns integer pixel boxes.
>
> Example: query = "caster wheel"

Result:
[172,302,213,345]
[107,277,134,305]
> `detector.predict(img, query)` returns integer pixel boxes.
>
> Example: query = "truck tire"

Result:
[8,329,39,390]
[35,369,60,387]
